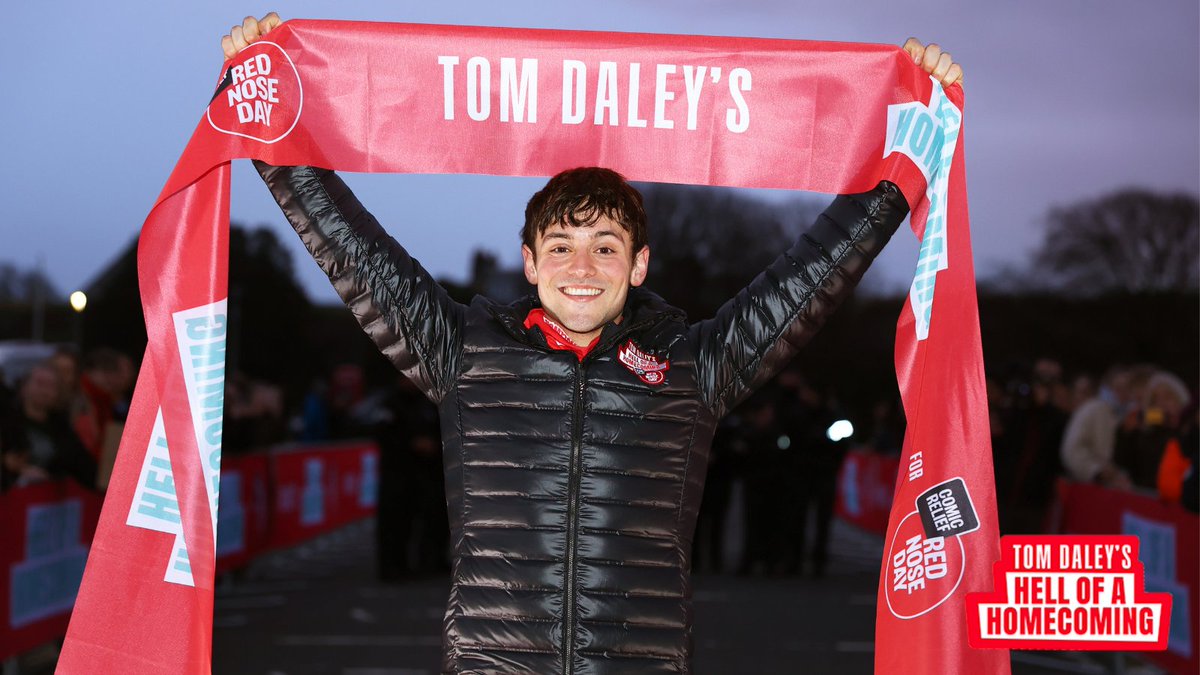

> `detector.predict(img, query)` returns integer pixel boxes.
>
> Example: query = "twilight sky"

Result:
[3,0,1197,304]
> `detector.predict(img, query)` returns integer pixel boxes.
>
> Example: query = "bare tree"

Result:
[1034,188,1199,294]
[0,262,59,303]
[639,184,823,319]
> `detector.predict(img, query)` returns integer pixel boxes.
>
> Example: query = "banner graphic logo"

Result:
[207,42,303,143]
[967,535,1172,650]
[885,509,966,619]
[618,340,669,385]
[172,299,228,548]
[125,409,194,586]
[884,77,961,341]
[884,477,978,619]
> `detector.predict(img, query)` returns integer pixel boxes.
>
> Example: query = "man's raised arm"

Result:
[254,162,465,401]
[690,37,961,418]
[690,182,909,418]
[225,15,465,401]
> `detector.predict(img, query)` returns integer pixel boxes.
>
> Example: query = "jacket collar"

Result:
[486,287,685,355]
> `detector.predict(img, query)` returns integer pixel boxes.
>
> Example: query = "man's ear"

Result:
[630,246,650,287]
[521,244,538,285]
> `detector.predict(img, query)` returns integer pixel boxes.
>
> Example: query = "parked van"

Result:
[0,341,57,388]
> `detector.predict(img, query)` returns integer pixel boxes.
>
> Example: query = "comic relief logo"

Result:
[618,340,669,385]
[885,477,979,618]
[206,42,302,144]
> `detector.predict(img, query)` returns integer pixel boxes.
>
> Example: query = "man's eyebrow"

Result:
[541,230,623,242]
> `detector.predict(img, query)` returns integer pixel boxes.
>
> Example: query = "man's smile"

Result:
[560,286,604,299]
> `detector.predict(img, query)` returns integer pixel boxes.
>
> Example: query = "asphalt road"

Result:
[208,519,1164,675]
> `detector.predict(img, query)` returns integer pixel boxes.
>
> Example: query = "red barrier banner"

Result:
[1,442,376,663]
[835,448,900,535]
[214,453,272,573]
[0,482,100,661]
[267,441,378,551]
[1053,480,1199,674]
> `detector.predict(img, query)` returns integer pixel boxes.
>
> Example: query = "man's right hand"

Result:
[221,12,281,59]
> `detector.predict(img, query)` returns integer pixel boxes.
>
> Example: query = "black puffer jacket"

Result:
[256,162,909,674]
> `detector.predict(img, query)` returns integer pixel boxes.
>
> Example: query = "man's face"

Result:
[522,216,649,347]
[21,367,59,413]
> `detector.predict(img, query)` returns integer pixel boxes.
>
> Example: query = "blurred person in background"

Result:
[1060,365,1152,489]
[868,397,905,457]
[1005,358,1070,533]
[77,348,136,489]
[1116,370,1190,490]
[777,374,846,577]
[50,347,82,416]
[297,378,331,442]
[1158,399,1198,511]
[1070,373,1098,411]
[692,414,742,574]
[224,372,287,454]
[374,375,446,580]
[1,409,46,490]
[2,362,96,490]
[736,389,786,577]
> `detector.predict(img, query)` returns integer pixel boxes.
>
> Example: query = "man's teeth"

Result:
[563,287,602,296]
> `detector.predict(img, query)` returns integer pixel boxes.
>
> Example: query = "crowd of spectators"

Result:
[0,347,135,493]
[989,358,1198,534]
[4,343,1195,581]
[693,364,868,578]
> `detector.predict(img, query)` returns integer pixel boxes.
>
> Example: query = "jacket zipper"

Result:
[562,360,585,675]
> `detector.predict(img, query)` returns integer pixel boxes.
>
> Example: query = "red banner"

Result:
[836,448,901,535]
[0,482,100,661]
[213,453,271,573]
[267,442,379,550]
[60,20,1002,674]
[1,442,375,662]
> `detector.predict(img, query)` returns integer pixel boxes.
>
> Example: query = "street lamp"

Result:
[70,291,88,313]
[70,290,87,350]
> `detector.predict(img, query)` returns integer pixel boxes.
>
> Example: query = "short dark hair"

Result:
[522,167,647,256]
[83,347,124,373]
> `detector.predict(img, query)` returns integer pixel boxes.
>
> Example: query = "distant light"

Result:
[776,434,791,450]
[69,291,88,313]
[826,419,854,442]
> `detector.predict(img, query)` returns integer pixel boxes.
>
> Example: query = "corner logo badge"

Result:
[207,41,303,144]
[618,340,669,385]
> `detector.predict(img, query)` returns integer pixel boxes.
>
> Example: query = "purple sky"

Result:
[3,1,1197,305]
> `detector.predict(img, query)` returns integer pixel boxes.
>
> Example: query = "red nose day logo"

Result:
[207,41,302,144]
[618,340,669,385]
[884,477,980,619]
[885,510,966,618]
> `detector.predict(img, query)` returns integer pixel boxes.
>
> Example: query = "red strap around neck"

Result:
[524,308,599,361]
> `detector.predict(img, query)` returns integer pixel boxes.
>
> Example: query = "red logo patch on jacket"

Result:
[618,340,669,385]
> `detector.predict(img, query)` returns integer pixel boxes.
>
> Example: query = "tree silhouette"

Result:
[80,224,312,393]
[638,183,822,319]
[226,225,311,392]
[0,262,59,303]
[1034,188,1198,294]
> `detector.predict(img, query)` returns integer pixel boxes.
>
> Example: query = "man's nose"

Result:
[568,250,597,278]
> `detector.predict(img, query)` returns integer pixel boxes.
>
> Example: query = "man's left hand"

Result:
[902,38,964,87]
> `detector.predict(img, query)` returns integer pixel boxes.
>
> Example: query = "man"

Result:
[225,14,962,673]
[1061,365,1151,489]
[3,363,97,489]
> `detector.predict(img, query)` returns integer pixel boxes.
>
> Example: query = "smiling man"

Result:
[228,12,960,674]
[519,168,650,357]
